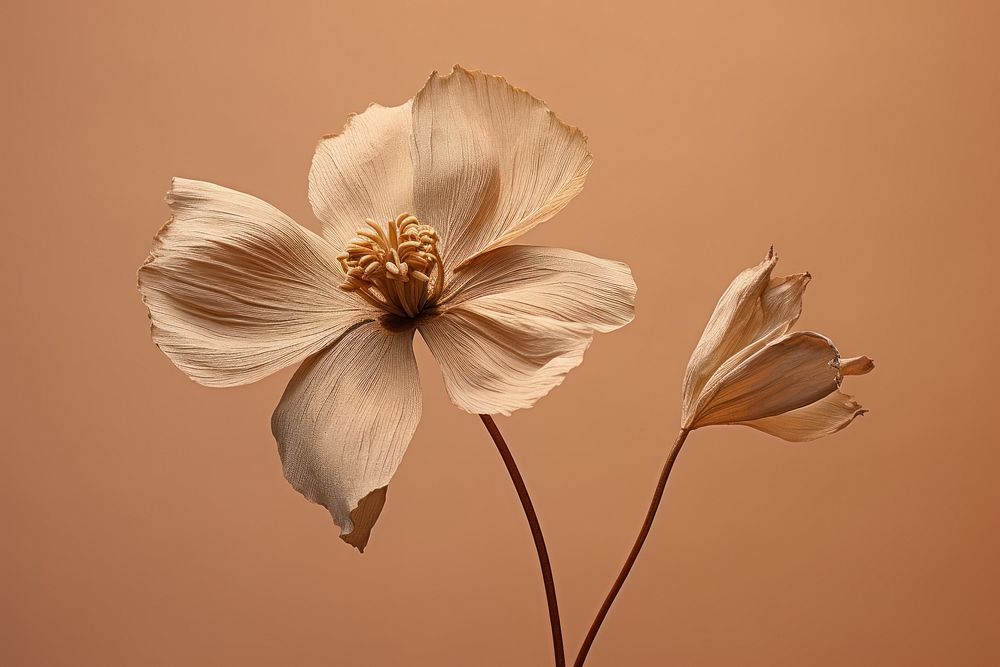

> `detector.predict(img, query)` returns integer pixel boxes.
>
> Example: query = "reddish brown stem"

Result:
[573,428,691,666]
[480,414,565,667]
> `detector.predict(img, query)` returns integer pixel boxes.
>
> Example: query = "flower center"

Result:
[337,213,444,318]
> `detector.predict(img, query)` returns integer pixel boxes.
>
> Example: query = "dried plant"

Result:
[575,248,874,665]
[139,63,874,666]
[139,66,636,667]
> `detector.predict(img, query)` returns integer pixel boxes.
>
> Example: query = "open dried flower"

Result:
[681,248,873,440]
[138,67,636,551]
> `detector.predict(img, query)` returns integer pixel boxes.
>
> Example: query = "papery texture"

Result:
[682,251,811,422]
[687,331,842,428]
[412,66,592,273]
[309,102,415,252]
[271,322,421,551]
[841,355,876,376]
[140,67,636,550]
[739,390,866,441]
[420,311,590,417]
[420,246,635,415]
[139,178,373,387]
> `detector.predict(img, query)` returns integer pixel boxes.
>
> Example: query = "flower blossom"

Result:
[139,67,636,550]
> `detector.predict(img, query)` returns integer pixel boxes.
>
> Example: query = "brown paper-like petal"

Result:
[682,249,809,419]
[271,322,421,552]
[309,102,415,253]
[139,178,374,387]
[840,355,875,376]
[688,331,842,428]
[739,390,867,442]
[420,246,635,415]
[411,66,592,273]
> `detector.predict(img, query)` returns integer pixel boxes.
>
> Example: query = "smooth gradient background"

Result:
[4,1,999,665]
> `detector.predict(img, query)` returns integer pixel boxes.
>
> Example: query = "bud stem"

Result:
[574,428,691,666]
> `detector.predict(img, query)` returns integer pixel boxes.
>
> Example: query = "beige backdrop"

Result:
[4,1,999,665]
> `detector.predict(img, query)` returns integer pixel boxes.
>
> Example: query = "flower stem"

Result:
[479,414,565,667]
[573,428,691,667]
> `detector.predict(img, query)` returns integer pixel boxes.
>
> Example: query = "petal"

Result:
[420,246,635,415]
[308,101,415,252]
[441,245,637,331]
[419,309,590,417]
[688,331,842,428]
[739,390,867,442]
[841,355,875,376]
[271,322,421,552]
[682,248,809,419]
[411,66,591,273]
[138,178,373,387]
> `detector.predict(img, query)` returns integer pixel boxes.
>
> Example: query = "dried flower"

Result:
[574,248,875,666]
[681,247,873,439]
[138,67,636,551]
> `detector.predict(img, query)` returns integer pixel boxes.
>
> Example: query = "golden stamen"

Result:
[337,213,444,319]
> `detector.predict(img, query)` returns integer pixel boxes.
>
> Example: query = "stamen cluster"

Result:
[338,213,444,317]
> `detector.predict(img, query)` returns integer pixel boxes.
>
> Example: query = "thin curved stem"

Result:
[479,414,565,667]
[574,428,691,667]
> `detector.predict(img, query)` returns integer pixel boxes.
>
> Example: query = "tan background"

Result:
[3,0,999,665]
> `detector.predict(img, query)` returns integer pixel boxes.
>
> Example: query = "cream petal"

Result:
[682,271,811,424]
[138,178,373,387]
[739,390,867,442]
[271,322,421,552]
[309,101,415,252]
[420,246,635,416]
[688,331,842,429]
[682,249,809,419]
[441,245,636,330]
[411,66,592,273]
[419,309,590,417]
